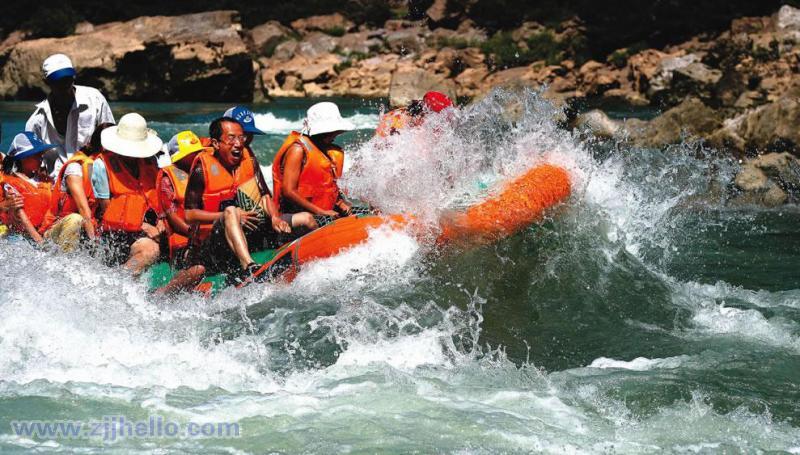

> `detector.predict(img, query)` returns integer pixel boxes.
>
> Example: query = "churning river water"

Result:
[0,91,798,453]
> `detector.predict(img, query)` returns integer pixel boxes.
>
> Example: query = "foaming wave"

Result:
[253,112,379,135]
[0,241,277,392]
[340,89,582,224]
[588,355,690,371]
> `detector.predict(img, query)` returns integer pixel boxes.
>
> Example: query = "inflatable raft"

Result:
[148,163,571,293]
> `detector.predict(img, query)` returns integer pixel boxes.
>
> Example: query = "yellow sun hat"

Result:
[167,130,205,163]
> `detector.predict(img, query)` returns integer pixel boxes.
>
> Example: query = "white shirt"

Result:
[61,162,83,192]
[25,85,114,178]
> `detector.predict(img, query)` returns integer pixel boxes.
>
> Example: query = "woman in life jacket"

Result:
[272,102,355,220]
[93,113,165,275]
[0,132,57,244]
[39,122,114,250]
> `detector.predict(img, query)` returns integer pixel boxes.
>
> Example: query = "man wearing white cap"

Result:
[91,113,164,275]
[25,53,115,178]
[272,102,355,220]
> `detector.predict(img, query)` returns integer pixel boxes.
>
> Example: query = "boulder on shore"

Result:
[731,152,800,206]
[625,97,723,147]
[0,11,253,102]
[709,95,800,155]
[389,65,457,108]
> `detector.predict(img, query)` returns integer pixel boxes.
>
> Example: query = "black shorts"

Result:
[185,214,294,275]
[99,231,149,266]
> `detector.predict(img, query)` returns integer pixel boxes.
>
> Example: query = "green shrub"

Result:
[334,60,353,73]
[435,36,479,50]
[481,28,589,70]
[525,31,564,66]
[480,31,523,69]
[322,26,346,37]
[606,42,647,68]
[333,51,368,73]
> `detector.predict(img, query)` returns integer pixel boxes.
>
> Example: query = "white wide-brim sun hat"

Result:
[101,112,163,158]
[305,102,355,136]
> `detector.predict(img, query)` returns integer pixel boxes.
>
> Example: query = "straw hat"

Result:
[101,113,163,158]
[304,102,355,136]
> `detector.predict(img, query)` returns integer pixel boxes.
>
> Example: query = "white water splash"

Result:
[253,112,379,135]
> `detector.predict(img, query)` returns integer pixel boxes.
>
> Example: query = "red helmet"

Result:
[422,91,453,113]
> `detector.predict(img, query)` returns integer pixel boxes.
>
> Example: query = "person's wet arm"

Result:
[159,174,191,236]
[91,158,111,222]
[65,174,96,239]
[184,166,221,224]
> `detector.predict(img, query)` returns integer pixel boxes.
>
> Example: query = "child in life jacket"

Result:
[0,132,57,244]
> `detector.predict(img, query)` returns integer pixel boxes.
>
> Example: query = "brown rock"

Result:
[272,40,299,60]
[338,31,384,55]
[578,60,620,96]
[74,21,95,35]
[426,0,450,23]
[389,65,457,107]
[296,32,339,59]
[250,20,291,57]
[330,54,399,98]
[454,66,489,97]
[666,61,722,104]
[483,66,538,90]
[303,82,335,97]
[386,27,427,54]
[730,16,772,35]
[290,13,355,35]
[731,153,800,206]
[572,109,621,138]
[0,11,253,101]
[774,5,800,41]
[719,96,800,154]
[456,20,488,43]
[627,97,723,147]
[384,20,415,32]
[628,49,672,93]
[0,30,30,53]
[511,21,546,43]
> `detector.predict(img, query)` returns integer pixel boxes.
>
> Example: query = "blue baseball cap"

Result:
[223,106,265,135]
[8,132,58,161]
[42,54,76,83]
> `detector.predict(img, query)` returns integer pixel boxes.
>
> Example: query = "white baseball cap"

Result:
[304,102,355,136]
[42,54,76,82]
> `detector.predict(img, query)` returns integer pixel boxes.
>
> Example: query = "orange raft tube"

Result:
[247,164,571,286]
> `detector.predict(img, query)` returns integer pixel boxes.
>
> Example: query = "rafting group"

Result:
[0,53,464,294]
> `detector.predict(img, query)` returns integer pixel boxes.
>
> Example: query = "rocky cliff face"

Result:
[0,11,253,101]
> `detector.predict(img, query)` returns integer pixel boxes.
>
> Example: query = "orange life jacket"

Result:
[376,108,415,137]
[157,164,192,258]
[272,131,342,213]
[99,152,160,233]
[40,151,96,232]
[192,149,257,241]
[0,173,6,227]
[1,173,52,233]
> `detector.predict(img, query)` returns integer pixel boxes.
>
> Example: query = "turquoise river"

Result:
[0,92,798,453]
